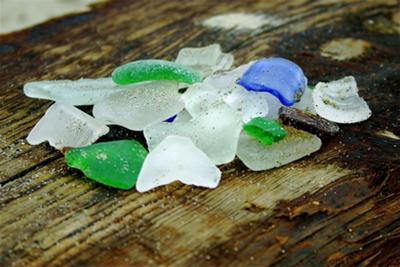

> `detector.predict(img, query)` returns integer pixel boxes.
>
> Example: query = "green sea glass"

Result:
[112,59,202,85]
[243,117,287,146]
[65,140,148,190]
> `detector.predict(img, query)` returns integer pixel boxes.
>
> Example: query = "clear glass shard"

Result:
[136,135,221,192]
[176,44,234,77]
[237,126,321,171]
[27,103,109,149]
[93,81,184,131]
[23,78,131,106]
[144,103,243,165]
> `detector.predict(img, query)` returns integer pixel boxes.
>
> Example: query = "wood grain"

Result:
[0,0,399,266]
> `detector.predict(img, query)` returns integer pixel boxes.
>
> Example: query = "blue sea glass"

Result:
[237,58,307,106]
[165,114,177,123]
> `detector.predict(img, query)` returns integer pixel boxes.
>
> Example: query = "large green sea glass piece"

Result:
[112,59,202,85]
[65,140,148,190]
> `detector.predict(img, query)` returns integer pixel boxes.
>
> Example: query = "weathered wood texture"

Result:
[1,0,400,266]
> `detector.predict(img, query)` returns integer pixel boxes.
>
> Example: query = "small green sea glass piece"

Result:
[243,117,287,146]
[112,59,202,85]
[65,140,148,190]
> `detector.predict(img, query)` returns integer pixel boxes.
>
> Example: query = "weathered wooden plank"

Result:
[0,0,399,266]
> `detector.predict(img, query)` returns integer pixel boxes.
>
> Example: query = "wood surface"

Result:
[0,0,400,266]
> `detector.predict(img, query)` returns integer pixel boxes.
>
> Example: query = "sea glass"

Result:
[293,86,316,114]
[202,62,273,121]
[23,78,132,106]
[112,59,202,85]
[175,44,234,77]
[312,76,371,123]
[93,81,184,131]
[144,103,242,165]
[65,140,148,190]
[181,82,223,117]
[27,103,109,149]
[237,126,321,171]
[165,114,177,123]
[243,117,287,146]
[237,58,307,106]
[136,135,221,192]
[204,62,253,91]
[225,85,270,123]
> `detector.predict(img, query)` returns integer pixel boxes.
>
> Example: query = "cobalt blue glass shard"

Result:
[237,58,307,106]
[165,114,177,123]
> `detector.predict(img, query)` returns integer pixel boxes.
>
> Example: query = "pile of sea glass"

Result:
[24,44,371,192]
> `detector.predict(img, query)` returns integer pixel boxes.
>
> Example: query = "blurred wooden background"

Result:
[0,0,99,33]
